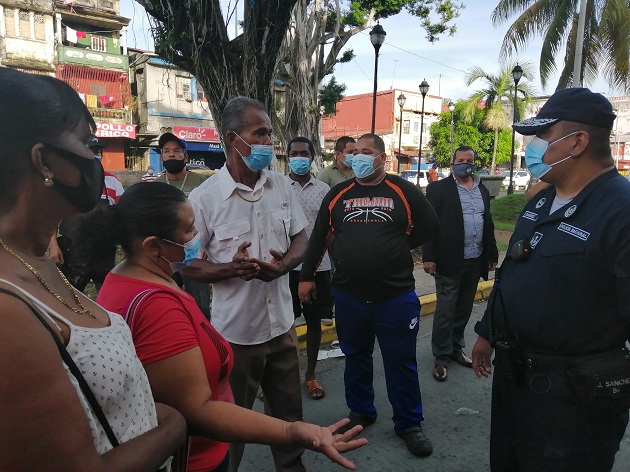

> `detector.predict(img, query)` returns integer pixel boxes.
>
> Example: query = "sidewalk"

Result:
[295,252,506,349]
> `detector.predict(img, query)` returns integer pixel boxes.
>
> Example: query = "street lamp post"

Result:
[396,92,406,174]
[370,24,386,134]
[416,79,429,186]
[508,64,523,195]
[448,100,455,157]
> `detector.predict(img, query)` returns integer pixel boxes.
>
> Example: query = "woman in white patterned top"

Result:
[0,68,187,471]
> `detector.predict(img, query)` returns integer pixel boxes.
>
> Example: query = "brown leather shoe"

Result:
[450,352,473,368]
[433,365,447,381]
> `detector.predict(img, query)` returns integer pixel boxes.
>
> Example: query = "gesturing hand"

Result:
[286,419,368,470]
[231,242,260,281]
[251,248,287,282]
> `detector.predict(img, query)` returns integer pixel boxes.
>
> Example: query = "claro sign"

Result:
[172,126,220,142]
[95,122,136,139]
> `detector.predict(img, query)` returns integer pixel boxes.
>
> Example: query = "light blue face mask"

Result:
[162,232,201,272]
[289,157,311,176]
[235,133,275,171]
[351,154,380,179]
[525,131,578,179]
[344,154,354,167]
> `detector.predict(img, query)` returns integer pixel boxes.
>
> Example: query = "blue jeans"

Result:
[331,288,424,431]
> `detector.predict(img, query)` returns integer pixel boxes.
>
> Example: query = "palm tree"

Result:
[461,61,537,172]
[492,0,630,92]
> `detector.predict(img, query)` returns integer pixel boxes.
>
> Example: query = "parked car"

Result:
[400,170,429,188]
[501,170,531,190]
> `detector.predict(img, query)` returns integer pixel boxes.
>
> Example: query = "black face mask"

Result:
[162,158,187,174]
[46,145,105,213]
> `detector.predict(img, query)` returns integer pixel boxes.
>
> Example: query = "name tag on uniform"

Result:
[523,211,538,222]
[558,222,590,241]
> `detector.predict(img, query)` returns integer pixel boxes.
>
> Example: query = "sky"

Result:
[120,0,616,103]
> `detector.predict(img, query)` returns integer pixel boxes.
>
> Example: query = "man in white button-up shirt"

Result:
[183,97,310,472]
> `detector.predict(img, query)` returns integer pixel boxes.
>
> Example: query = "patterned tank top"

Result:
[0,278,158,453]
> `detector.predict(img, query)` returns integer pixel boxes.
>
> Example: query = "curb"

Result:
[296,280,495,350]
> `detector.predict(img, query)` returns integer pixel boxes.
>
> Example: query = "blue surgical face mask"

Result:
[235,133,275,171]
[161,232,201,272]
[343,154,354,167]
[352,153,381,179]
[289,157,311,176]
[452,163,475,178]
[525,131,578,179]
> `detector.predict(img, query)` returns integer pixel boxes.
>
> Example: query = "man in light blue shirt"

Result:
[422,146,498,382]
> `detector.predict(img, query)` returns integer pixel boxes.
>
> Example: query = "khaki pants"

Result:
[228,328,306,472]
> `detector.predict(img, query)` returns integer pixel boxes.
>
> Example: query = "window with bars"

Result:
[413,122,419,133]
[34,13,45,40]
[18,11,30,39]
[4,8,15,36]
[4,9,47,41]
[90,35,108,52]
[176,76,192,101]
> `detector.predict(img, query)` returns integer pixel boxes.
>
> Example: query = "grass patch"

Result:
[490,194,528,231]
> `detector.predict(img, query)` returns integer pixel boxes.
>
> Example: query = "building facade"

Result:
[128,49,224,172]
[321,89,442,172]
[0,0,56,75]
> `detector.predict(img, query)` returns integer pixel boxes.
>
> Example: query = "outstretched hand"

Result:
[286,419,368,470]
[251,248,287,282]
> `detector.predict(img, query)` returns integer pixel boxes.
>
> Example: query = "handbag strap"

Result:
[0,287,120,448]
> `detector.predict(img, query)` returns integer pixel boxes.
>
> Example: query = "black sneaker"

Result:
[334,411,376,434]
[396,425,433,456]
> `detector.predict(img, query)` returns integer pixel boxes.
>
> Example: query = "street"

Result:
[241,301,630,471]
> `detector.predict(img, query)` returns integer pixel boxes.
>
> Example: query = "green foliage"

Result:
[492,0,630,92]
[429,103,512,168]
[344,0,463,42]
[490,193,527,229]
[319,76,347,116]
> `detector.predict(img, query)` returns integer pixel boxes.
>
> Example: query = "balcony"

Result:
[58,45,128,71]
[88,107,132,123]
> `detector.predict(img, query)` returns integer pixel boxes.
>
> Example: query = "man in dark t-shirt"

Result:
[299,133,439,458]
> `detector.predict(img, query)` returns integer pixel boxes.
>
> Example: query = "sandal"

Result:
[305,379,326,400]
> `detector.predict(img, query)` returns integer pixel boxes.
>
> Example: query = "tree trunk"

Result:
[136,0,297,137]
[491,128,499,173]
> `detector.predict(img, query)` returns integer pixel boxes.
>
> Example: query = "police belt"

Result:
[503,349,628,374]
[497,349,583,374]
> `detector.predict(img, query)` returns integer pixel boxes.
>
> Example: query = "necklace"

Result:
[167,172,189,191]
[235,186,265,203]
[0,237,95,319]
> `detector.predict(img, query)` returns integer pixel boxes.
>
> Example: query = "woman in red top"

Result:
[96,182,366,472]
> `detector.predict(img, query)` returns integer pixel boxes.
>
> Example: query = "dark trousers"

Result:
[431,257,482,365]
[490,359,629,471]
[228,329,305,472]
[331,288,424,431]
[184,279,212,320]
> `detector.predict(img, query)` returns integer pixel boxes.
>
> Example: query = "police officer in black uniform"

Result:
[472,88,630,471]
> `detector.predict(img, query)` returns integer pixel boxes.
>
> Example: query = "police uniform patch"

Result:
[558,222,590,241]
[535,197,546,209]
[523,210,538,222]
[530,232,543,248]
[564,204,577,217]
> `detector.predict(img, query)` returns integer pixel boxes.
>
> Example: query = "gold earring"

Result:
[44,177,53,187]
